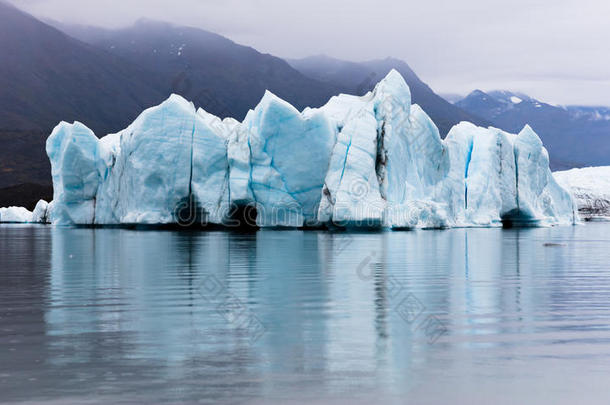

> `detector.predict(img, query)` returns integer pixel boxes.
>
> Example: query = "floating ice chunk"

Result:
[512,125,577,225]
[463,126,518,226]
[0,206,33,223]
[0,200,48,223]
[46,121,101,225]
[554,166,610,220]
[32,200,49,223]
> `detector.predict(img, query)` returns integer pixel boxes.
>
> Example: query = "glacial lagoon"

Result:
[1,223,610,404]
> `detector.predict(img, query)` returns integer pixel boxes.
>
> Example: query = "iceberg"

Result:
[46,122,101,225]
[44,70,578,228]
[0,200,49,223]
[0,206,33,223]
[31,200,49,223]
[554,166,610,220]
[230,91,335,226]
[93,95,231,225]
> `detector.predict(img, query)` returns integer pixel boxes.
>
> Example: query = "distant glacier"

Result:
[555,166,610,220]
[5,70,578,228]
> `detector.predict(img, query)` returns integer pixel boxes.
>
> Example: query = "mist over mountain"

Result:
[58,19,343,121]
[455,90,610,169]
[0,1,166,205]
[0,1,166,134]
[0,1,488,205]
[61,21,485,137]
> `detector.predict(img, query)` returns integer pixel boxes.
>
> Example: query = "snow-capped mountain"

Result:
[455,90,610,169]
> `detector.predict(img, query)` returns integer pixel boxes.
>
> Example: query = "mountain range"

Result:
[455,90,610,169]
[1,0,608,208]
[0,1,487,208]
[287,55,490,135]
[58,21,485,136]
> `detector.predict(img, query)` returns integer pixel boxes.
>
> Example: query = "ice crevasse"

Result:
[44,70,578,228]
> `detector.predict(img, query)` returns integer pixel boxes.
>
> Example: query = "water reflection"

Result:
[1,224,610,404]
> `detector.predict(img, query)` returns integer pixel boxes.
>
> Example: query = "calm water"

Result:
[1,224,610,404]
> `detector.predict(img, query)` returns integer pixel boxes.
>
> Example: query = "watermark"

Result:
[197,274,266,344]
[317,227,449,344]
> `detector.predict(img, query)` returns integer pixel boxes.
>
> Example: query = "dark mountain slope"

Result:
[288,55,491,136]
[61,20,343,120]
[0,1,168,189]
[0,1,166,135]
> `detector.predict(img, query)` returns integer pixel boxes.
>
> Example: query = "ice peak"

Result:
[162,93,195,111]
[376,69,409,92]
[373,69,411,109]
[518,124,543,147]
[51,120,90,133]
[252,89,301,117]
[259,89,281,104]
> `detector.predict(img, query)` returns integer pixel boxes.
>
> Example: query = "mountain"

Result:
[287,55,491,136]
[58,20,343,121]
[0,4,343,201]
[0,1,166,134]
[65,24,484,135]
[438,93,466,104]
[455,90,610,169]
[0,0,171,202]
[0,2,503,208]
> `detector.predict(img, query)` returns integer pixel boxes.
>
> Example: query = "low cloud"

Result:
[9,0,610,105]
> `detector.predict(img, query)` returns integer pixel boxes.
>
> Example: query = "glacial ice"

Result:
[46,121,101,225]
[231,91,335,226]
[554,166,610,220]
[0,206,32,223]
[32,200,49,223]
[0,200,48,223]
[43,70,578,228]
[93,95,223,225]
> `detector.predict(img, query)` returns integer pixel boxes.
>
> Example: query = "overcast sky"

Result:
[9,0,610,105]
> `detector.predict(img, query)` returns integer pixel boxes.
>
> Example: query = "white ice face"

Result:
[554,166,610,220]
[0,200,49,224]
[46,121,101,225]
[31,200,49,223]
[0,206,33,223]
[233,91,336,227]
[42,70,578,228]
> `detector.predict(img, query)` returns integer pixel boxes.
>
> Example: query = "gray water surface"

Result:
[1,224,610,404]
